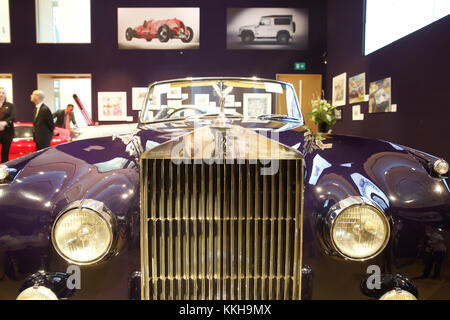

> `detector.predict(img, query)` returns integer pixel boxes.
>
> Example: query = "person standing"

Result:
[0,87,16,163]
[30,90,54,151]
[53,104,77,129]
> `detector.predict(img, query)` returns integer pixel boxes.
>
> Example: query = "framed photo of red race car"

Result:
[118,7,200,50]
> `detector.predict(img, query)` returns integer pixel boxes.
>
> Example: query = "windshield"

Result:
[140,78,302,124]
[14,126,33,139]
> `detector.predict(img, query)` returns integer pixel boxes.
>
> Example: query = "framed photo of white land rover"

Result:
[227,8,309,50]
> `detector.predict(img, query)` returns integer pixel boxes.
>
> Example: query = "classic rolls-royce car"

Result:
[0,77,449,300]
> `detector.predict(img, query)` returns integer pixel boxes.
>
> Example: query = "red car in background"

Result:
[0,123,70,160]
[125,18,194,43]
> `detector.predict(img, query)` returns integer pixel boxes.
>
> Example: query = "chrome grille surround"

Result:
[140,125,304,300]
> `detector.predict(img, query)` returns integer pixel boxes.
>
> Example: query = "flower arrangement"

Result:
[307,97,337,133]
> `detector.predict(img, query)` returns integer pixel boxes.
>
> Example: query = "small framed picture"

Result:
[167,87,182,99]
[332,72,347,107]
[368,77,392,113]
[225,94,235,107]
[243,93,272,117]
[348,73,366,104]
[132,87,148,110]
[98,92,127,121]
[194,94,210,106]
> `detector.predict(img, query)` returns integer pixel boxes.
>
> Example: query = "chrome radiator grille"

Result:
[140,159,304,300]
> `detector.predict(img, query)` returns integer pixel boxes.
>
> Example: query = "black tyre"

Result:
[125,27,134,41]
[277,31,290,44]
[146,38,152,42]
[158,25,170,43]
[241,31,254,43]
[181,26,194,43]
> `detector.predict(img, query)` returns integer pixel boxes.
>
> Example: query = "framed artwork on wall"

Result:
[194,94,210,106]
[368,77,393,113]
[227,8,309,50]
[352,105,364,120]
[348,73,366,104]
[117,7,200,50]
[332,72,346,107]
[98,92,127,121]
[167,87,182,99]
[132,87,148,110]
[243,93,272,117]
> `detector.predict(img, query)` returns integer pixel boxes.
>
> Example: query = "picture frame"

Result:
[194,94,210,106]
[167,87,182,99]
[98,92,128,121]
[348,73,366,104]
[227,8,309,51]
[225,94,235,107]
[243,93,272,117]
[117,7,200,50]
[132,87,148,110]
[369,77,392,113]
[332,72,347,107]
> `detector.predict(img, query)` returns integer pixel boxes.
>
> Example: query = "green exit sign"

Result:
[294,62,306,71]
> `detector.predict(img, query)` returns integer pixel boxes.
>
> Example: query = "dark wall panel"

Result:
[326,0,450,160]
[0,0,327,124]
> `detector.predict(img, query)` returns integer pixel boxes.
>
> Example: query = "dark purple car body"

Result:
[0,78,449,300]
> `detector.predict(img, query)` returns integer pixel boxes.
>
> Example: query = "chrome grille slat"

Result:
[141,159,304,300]
[237,164,243,300]
[168,161,174,299]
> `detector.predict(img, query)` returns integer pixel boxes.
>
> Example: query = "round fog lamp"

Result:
[52,206,113,265]
[433,159,449,175]
[0,164,8,180]
[330,201,390,260]
[17,286,58,300]
[379,288,417,300]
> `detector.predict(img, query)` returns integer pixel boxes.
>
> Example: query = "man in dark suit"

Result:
[30,90,54,151]
[53,104,77,129]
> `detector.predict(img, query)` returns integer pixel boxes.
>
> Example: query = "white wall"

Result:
[365,0,450,55]
[0,0,11,43]
[37,75,56,110]
[36,0,54,42]
[36,0,91,43]
[59,78,92,127]
[37,75,92,127]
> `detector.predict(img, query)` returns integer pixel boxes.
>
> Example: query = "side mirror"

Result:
[53,131,60,136]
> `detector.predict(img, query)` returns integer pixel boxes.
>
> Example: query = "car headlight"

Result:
[17,286,58,300]
[52,200,114,265]
[433,159,449,175]
[0,164,8,181]
[324,196,390,261]
[379,288,417,300]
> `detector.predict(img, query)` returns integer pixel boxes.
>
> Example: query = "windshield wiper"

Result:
[257,114,301,122]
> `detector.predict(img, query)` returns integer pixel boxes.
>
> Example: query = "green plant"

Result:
[307,98,337,131]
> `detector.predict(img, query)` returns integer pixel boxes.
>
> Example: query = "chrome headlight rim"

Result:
[324,196,390,262]
[51,199,116,266]
[433,158,449,176]
[379,288,418,300]
[0,164,9,181]
[17,285,58,300]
